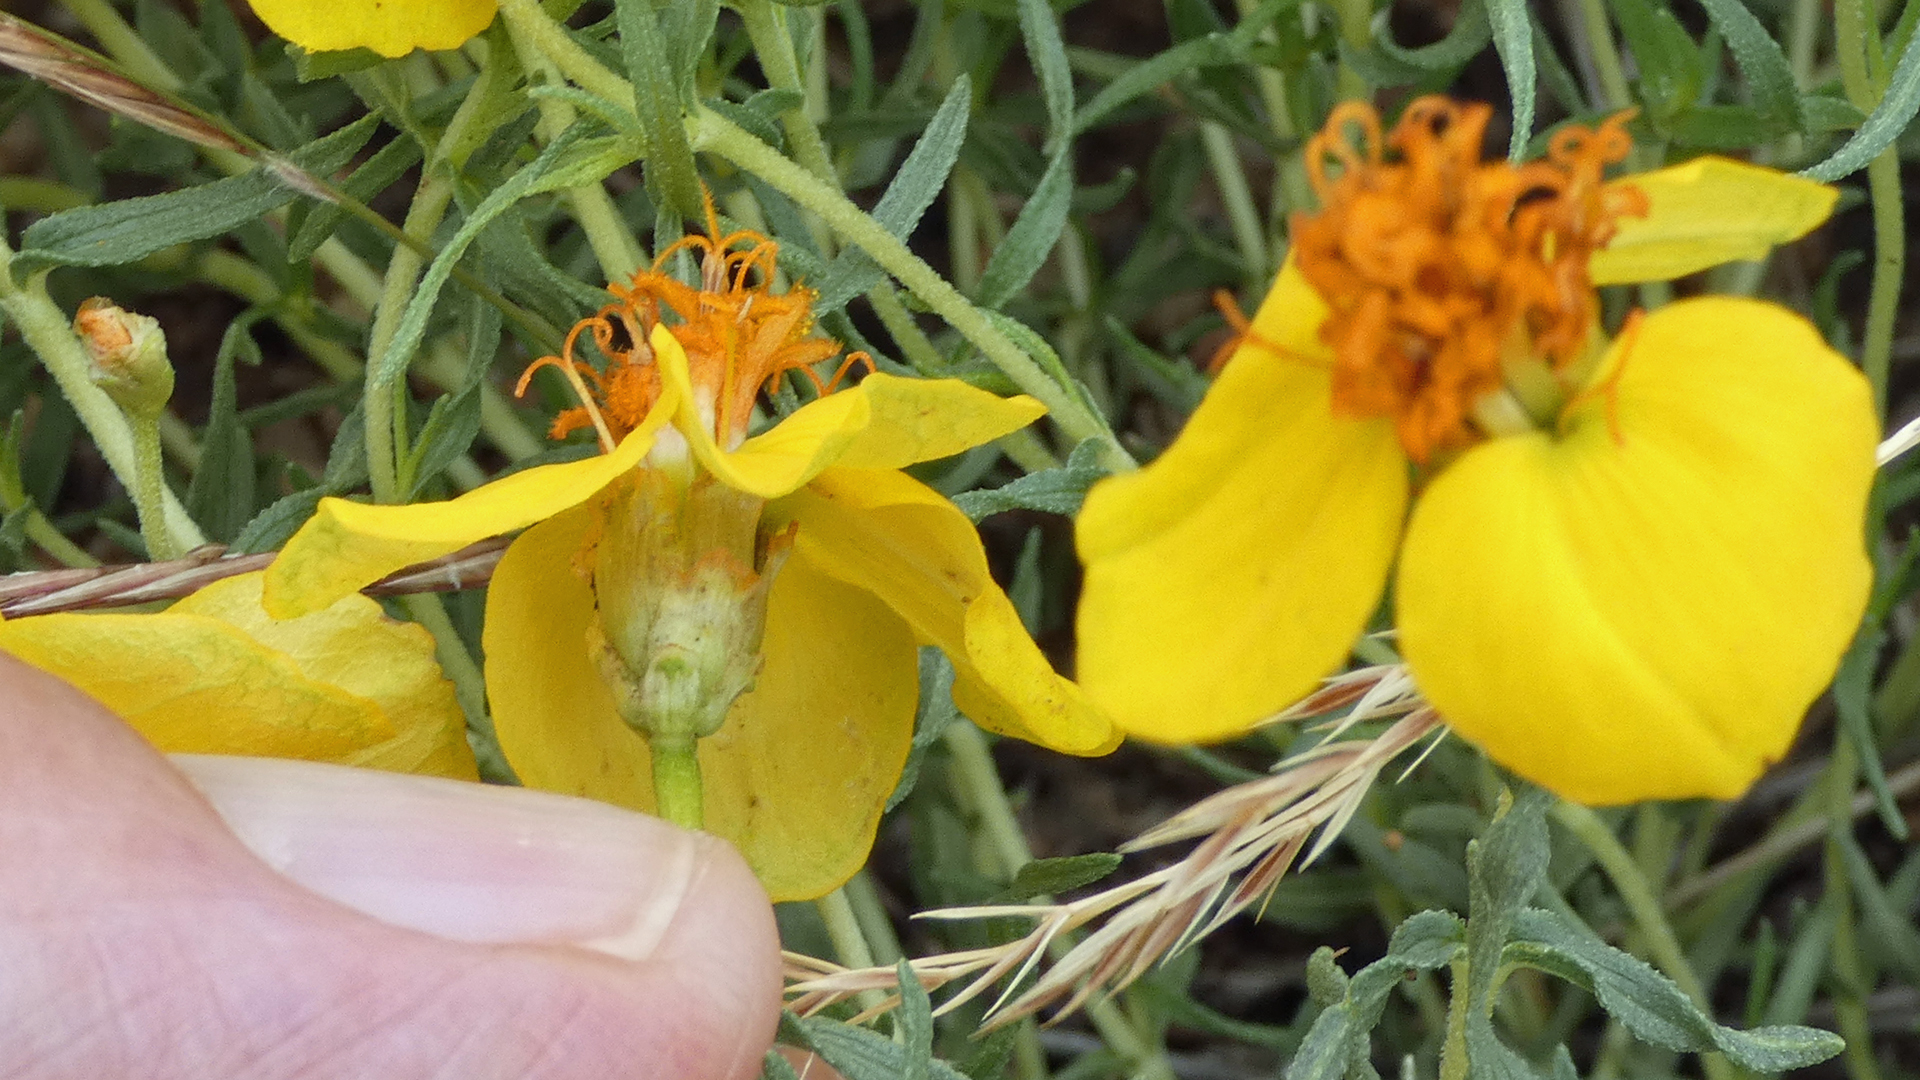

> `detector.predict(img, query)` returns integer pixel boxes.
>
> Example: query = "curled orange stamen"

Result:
[1559,308,1643,447]
[1290,96,1649,463]
[517,189,865,449]
[1206,289,1331,375]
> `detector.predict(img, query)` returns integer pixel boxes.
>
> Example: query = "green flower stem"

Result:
[944,721,1176,1080]
[1231,0,1296,142]
[0,249,205,551]
[0,464,98,566]
[1202,121,1270,281]
[400,593,514,782]
[1821,739,1884,1080]
[1859,150,1903,414]
[734,0,838,185]
[128,415,181,560]
[364,174,456,503]
[650,735,706,829]
[842,869,904,966]
[1553,800,1735,1080]
[1835,0,1903,412]
[25,511,99,567]
[494,0,633,104]
[691,108,1135,473]
[998,428,1065,473]
[867,284,947,371]
[816,885,879,969]
[1330,0,1371,99]
[947,167,986,297]
[815,886,894,1015]
[1571,0,1636,113]
[504,9,645,282]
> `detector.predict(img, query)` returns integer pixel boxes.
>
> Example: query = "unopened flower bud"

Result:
[74,297,173,419]
[586,470,789,743]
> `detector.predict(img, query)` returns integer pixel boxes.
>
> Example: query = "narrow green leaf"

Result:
[1283,998,1356,1080]
[1486,0,1536,158]
[13,115,377,277]
[186,318,261,543]
[371,125,633,392]
[231,487,327,555]
[1465,786,1550,1009]
[789,1014,971,1080]
[758,1048,801,1080]
[976,151,1072,309]
[815,77,972,313]
[998,853,1123,901]
[885,649,962,812]
[953,438,1107,520]
[1833,624,1907,837]
[1837,834,1920,987]
[1072,35,1247,136]
[1803,24,1920,180]
[1608,0,1705,120]
[617,0,704,218]
[1694,0,1803,129]
[895,960,933,1080]
[1509,908,1846,1071]
[1373,0,1492,73]
[403,387,482,500]
[289,130,423,264]
[1016,0,1074,148]
[662,0,723,95]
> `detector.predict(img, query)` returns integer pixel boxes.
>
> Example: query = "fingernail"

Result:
[171,754,702,962]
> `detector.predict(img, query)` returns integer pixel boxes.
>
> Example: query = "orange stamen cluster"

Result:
[1288,97,1648,462]
[518,196,871,450]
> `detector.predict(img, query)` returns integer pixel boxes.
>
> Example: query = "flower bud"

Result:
[586,470,789,743]
[74,297,173,419]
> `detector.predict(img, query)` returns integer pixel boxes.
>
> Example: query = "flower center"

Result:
[1290,96,1648,463]
[517,198,871,452]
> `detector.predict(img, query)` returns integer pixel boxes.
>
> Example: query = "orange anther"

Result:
[1289,97,1645,463]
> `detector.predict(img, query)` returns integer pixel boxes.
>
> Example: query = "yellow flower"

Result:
[1076,97,1874,805]
[247,0,495,58]
[264,216,1117,900]
[0,572,476,778]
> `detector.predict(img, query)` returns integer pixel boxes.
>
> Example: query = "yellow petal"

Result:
[826,373,1047,470]
[483,501,919,901]
[702,552,918,900]
[1590,158,1837,285]
[172,572,477,779]
[480,505,644,805]
[776,467,1117,756]
[248,0,496,57]
[1398,298,1875,804]
[654,324,1045,497]
[1074,261,1408,743]
[263,396,673,619]
[0,609,393,761]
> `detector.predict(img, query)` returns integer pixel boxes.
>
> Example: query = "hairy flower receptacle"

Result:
[586,469,788,748]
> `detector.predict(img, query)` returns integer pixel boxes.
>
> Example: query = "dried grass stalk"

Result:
[785,665,1444,1030]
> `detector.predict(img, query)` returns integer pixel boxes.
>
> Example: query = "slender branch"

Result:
[690,108,1134,472]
